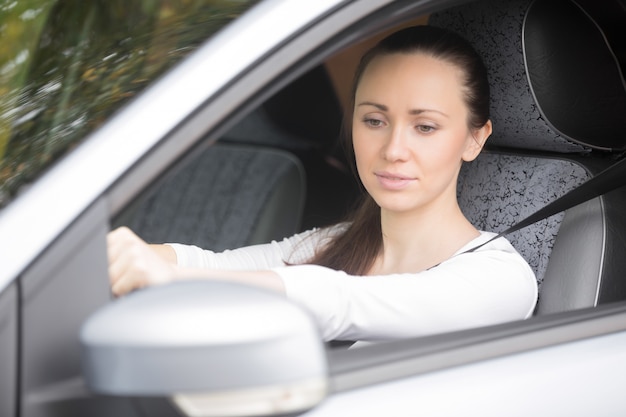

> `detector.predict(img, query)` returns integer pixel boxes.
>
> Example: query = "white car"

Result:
[1,0,626,416]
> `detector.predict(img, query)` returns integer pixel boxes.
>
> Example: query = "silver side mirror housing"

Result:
[80,281,328,416]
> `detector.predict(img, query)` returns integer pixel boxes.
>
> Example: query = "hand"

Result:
[107,227,178,296]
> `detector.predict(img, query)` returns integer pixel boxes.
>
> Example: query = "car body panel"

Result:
[312,328,626,416]
[19,198,110,416]
[0,282,17,417]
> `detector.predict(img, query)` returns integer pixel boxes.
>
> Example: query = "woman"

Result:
[108,25,537,343]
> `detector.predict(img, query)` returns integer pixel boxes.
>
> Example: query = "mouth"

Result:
[374,171,416,190]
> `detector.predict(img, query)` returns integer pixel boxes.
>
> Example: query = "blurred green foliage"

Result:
[0,0,258,208]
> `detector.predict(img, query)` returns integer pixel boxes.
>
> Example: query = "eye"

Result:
[363,117,385,128]
[416,124,436,134]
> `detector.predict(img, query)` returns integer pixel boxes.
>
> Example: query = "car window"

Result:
[0,0,259,210]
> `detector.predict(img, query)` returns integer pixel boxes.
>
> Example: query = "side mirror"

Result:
[80,281,328,416]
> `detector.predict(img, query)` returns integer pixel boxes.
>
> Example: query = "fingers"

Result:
[107,227,176,297]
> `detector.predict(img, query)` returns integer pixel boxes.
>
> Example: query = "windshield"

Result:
[0,0,259,209]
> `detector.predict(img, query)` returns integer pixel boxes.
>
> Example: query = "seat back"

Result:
[221,64,360,230]
[124,143,306,251]
[431,0,626,313]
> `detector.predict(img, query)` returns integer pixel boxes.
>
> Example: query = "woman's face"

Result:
[352,52,490,216]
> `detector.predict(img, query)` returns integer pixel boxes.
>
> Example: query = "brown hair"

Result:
[308,25,491,275]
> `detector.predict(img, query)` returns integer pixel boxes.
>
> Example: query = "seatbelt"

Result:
[466,155,626,253]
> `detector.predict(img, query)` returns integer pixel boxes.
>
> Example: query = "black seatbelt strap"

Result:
[465,155,626,253]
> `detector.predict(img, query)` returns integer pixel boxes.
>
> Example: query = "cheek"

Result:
[420,133,469,172]
[352,128,373,162]
[352,139,369,176]
[351,132,378,182]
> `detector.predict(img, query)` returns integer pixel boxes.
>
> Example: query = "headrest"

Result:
[524,0,626,151]
[430,0,626,153]
[263,65,344,152]
[223,65,343,153]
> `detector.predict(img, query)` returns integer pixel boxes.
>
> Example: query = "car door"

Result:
[0,282,17,417]
[0,0,361,415]
[0,0,405,415]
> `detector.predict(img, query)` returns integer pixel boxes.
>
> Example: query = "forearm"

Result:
[150,243,286,294]
[108,227,285,296]
[174,267,286,294]
[149,244,177,264]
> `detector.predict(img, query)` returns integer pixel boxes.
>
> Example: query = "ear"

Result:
[462,120,492,162]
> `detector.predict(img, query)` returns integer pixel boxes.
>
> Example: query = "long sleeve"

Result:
[169,229,537,343]
[275,232,537,342]
[168,226,342,270]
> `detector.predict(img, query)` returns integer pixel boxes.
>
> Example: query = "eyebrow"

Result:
[357,101,449,117]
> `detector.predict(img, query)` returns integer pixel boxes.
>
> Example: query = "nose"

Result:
[381,125,410,162]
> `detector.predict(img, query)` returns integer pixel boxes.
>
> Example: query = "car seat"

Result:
[221,64,361,230]
[430,0,626,314]
[122,64,357,252]
[123,143,306,251]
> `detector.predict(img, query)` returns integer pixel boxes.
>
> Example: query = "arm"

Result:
[274,243,538,342]
[107,227,285,296]
[149,243,177,264]
[165,225,336,270]
[108,228,537,343]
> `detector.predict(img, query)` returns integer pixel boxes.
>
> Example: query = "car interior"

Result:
[434,0,626,314]
[120,0,626,318]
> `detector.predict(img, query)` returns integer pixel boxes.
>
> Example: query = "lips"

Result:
[374,171,416,190]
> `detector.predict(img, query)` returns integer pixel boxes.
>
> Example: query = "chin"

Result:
[375,198,423,214]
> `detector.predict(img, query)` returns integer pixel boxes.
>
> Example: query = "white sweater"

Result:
[169,226,537,343]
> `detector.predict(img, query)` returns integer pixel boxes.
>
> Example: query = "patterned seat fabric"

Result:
[433,0,626,312]
[126,143,305,251]
[457,154,589,286]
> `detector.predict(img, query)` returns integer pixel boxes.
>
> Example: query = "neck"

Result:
[375,200,479,274]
